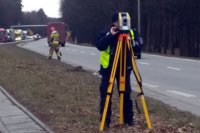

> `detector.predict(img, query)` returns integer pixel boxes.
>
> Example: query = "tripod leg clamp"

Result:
[106,92,112,96]
[119,91,125,94]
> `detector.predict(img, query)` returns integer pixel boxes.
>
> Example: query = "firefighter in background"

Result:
[48,27,61,60]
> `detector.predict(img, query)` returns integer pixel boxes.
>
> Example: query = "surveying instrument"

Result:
[99,12,152,131]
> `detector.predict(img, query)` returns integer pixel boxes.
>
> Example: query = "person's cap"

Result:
[112,12,119,23]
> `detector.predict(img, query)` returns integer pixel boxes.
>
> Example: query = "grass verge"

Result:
[0,44,199,133]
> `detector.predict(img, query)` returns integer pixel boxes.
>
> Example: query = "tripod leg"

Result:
[127,41,152,129]
[140,94,152,128]
[127,41,141,83]
[119,39,127,124]
[99,39,122,131]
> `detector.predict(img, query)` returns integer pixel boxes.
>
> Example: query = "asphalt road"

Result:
[20,39,200,116]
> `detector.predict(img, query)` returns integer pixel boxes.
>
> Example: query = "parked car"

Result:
[15,29,23,41]
[0,28,7,43]
[6,29,15,42]
[26,35,34,40]
[33,34,41,40]
[22,30,28,40]
[47,22,67,47]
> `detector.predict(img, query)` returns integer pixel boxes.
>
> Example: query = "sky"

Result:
[22,0,61,18]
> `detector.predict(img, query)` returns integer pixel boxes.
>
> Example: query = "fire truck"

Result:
[0,28,6,43]
[47,22,67,47]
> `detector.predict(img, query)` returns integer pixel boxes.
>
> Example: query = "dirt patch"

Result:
[0,44,200,133]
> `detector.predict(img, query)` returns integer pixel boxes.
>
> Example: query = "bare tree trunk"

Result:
[161,0,166,54]
[146,15,151,52]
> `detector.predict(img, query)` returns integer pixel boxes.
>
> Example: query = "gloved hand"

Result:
[110,27,118,35]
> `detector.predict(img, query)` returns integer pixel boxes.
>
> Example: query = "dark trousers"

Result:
[99,67,133,124]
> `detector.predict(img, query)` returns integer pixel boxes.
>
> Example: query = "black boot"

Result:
[105,120,110,128]
[48,56,52,60]
[57,56,61,61]
[124,120,134,126]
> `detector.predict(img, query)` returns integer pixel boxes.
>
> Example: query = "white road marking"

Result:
[143,53,200,63]
[138,62,150,65]
[68,43,96,49]
[166,67,182,71]
[72,49,77,52]
[80,51,86,54]
[143,83,159,88]
[166,90,196,98]
[90,53,96,56]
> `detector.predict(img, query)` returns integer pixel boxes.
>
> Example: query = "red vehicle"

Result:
[47,22,67,47]
[0,28,6,43]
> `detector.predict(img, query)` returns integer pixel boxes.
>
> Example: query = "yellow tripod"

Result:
[99,33,152,131]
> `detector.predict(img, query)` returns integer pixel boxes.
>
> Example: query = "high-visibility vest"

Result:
[130,29,135,40]
[51,32,59,45]
[100,46,110,68]
[100,30,134,69]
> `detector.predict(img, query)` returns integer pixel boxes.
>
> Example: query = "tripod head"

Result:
[118,30,131,34]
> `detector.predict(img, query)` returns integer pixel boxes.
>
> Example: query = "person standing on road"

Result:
[95,12,134,128]
[48,27,61,60]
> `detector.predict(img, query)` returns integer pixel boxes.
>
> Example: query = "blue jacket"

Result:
[96,28,133,75]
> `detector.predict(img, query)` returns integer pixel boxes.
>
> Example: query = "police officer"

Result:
[96,12,135,128]
[48,27,61,60]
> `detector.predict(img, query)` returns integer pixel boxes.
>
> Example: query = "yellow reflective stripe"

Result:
[100,46,110,68]
[130,29,135,40]
[52,33,59,45]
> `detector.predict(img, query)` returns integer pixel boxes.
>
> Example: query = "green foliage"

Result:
[21,9,48,36]
[60,0,200,57]
[22,9,48,25]
[141,0,200,57]
[0,0,22,27]
[60,0,138,43]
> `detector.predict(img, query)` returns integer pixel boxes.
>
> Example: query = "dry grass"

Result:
[0,44,199,133]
